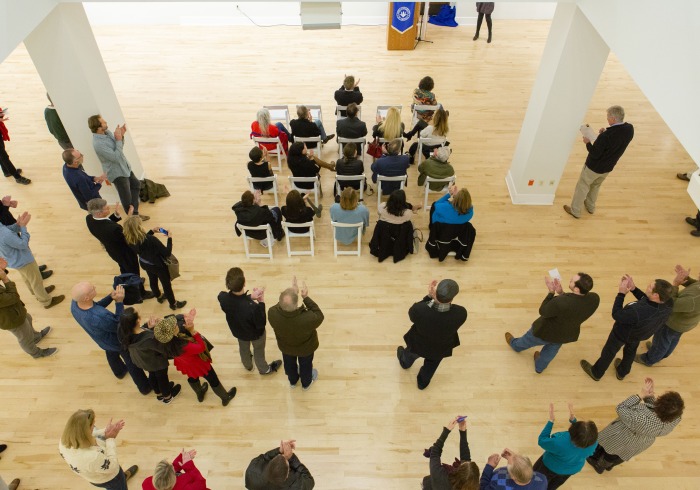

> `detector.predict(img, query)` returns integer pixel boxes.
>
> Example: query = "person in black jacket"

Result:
[564,105,634,219]
[122,216,186,310]
[245,439,315,490]
[422,416,479,490]
[289,105,334,148]
[233,189,284,246]
[336,103,368,140]
[334,75,363,117]
[581,274,673,381]
[218,267,281,375]
[397,279,467,390]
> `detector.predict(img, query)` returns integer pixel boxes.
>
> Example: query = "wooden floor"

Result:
[0,20,697,489]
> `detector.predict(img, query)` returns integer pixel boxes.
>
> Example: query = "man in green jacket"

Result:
[417,146,455,191]
[0,257,56,358]
[268,277,324,391]
[635,264,700,366]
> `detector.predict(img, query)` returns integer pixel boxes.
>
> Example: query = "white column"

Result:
[506,3,609,205]
[23,2,143,187]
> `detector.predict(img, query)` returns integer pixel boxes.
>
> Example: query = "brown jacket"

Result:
[0,280,27,330]
[268,296,324,357]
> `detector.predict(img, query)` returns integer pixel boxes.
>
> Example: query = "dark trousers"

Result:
[188,366,221,387]
[533,456,571,490]
[141,261,175,306]
[282,352,314,388]
[476,13,492,34]
[0,137,20,178]
[105,349,150,394]
[398,346,443,389]
[112,172,141,215]
[589,444,624,472]
[642,324,683,365]
[91,467,127,490]
[592,330,639,379]
[148,368,173,398]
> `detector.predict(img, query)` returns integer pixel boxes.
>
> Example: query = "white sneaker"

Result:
[260,239,269,248]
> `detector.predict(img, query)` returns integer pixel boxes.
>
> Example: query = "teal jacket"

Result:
[539,420,597,475]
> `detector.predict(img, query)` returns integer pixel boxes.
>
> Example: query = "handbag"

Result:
[164,254,180,280]
[367,138,383,158]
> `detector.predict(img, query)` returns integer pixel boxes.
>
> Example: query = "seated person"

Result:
[417,146,455,191]
[370,191,418,263]
[232,189,283,246]
[405,75,438,139]
[330,187,369,245]
[287,142,335,193]
[378,189,421,224]
[247,146,274,191]
[250,107,290,154]
[142,449,207,490]
[281,189,322,234]
[334,75,363,117]
[408,106,449,164]
[335,143,368,195]
[371,138,409,194]
[372,106,404,141]
[336,103,368,140]
[289,105,334,148]
[432,184,473,225]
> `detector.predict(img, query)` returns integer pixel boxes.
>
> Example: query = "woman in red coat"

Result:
[142,449,208,490]
[0,107,31,184]
[250,107,290,153]
[153,310,237,406]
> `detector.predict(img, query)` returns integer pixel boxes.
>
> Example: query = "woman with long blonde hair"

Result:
[408,106,450,164]
[373,106,404,141]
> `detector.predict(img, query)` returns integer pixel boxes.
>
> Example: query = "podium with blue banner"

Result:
[387,2,419,50]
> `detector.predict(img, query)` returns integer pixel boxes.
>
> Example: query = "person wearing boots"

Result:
[154,311,237,406]
[473,3,494,43]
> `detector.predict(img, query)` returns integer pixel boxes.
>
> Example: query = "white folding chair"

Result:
[264,105,291,129]
[252,136,285,172]
[423,175,456,212]
[335,174,365,202]
[294,136,323,154]
[331,221,364,257]
[411,103,442,128]
[288,176,320,207]
[338,136,366,159]
[304,104,323,124]
[416,136,447,166]
[336,104,362,121]
[282,221,315,257]
[235,223,273,260]
[246,175,279,208]
[376,105,402,119]
[376,175,407,208]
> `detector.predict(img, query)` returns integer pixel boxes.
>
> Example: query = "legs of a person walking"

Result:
[105,350,128,378]
[570,166,609,216]
[151,368,173,398]
[91,467,127,489]
[8,315,41,357]
[533,456,569,489]
[643,325,682,365]
[485,14,493,41]
[509,327,546,352]
[15,260,51,306]
[153,266,176,307]
[121,349,151,394]
[417,357,442,389]
[591,331,624,379]
[283,353,300,386]
[141,263,161,297]
[616,340,640,378]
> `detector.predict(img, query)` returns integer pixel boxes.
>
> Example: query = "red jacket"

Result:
[174,333,212,378]
[142,454,208,490]
[250,121,288,153]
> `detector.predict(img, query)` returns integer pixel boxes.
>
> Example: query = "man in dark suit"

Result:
[336,103,368,140]
[564,105,634,219]
[397,278,467,389]
[370,138,409,194]
[334,75,363,117]
[289,105,334,149]
[85,198,154,299]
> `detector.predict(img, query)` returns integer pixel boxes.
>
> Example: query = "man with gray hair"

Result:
[397,279,467,390]
[268,277,324,391]
[417,146,455,191]
[371,138,410,194]
[564,105,634,219]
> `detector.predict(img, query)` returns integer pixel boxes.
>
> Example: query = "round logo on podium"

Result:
[396,6,411,22]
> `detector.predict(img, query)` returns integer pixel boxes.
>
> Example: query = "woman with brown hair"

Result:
[408,107,449,164]
[431,185,474,225]
[329,187,369,245]
[281,189,322,234]
[422,416,480,490]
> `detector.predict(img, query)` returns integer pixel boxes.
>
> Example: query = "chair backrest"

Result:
[376,174,407,208]
[303,104,323,124]
[294,136,322,151]
[235,223,273,260]
[288,176,320,207]
[336,104,362,121]
[246,175,279,208]
[264,105,291,128]
[416,135,447,166]
[411,103,442,127]
[423,175,456,211]
[282,221,315,257]
[376,105,402,120]
[331,221,363,256]
[252,136,285,172]
[338,136,366,160]
[335,174,365,202]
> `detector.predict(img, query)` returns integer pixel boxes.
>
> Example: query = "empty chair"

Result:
[376,175,407,208]
[282,221,315,257]
[331,222,364,257]
[288,176,320,207]
[264,105,291,129]
[246,175,279,208]
[423,176,456,211]
[235,223,273,260]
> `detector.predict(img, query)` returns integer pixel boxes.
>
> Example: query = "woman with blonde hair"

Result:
[123,216,186,311]
[250,107,290,153]
[58,409,138,490]
[330,187,369,245]
[141,449,208,490]
[408,106,449,164]
[372,106,404,142]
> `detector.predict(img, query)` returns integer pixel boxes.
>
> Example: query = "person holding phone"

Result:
[421,415,479,490]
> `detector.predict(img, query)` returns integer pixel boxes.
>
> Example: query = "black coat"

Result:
[127,329,169,372]
[403,296,467,359]
[245,448,315,490]
[334,86,363,116]
[217,291,266,341]
[425,205,476,262]
[290,118,321,148]
[86,214,141,274]
[584,122,634,174]
[336,116,368,139]
[233,201,284,241]
[369,220,414,263]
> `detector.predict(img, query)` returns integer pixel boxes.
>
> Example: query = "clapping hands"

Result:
[279,439,296,460]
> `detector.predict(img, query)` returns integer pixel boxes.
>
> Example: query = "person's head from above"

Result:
[296,105,309,120]
[240,190,255,207]
[419,75,435,92]
[570,273,593,295]
[381,107,402,140]
[225,267,245,293]
[87,114,107,134]
[288,142,306,159]
[153,316,179,344]
[646,279,673,304]
[654,391,684,422]
[386,189,409,217]
[285,189,306,213]
[87,198,110,218]
[346,102,359,119]
[607,105,625,124]
[342,142,358,160]
[448,460,480,490]
[151,460,177,490]
[435,279,459,304]
[386,138,402,156]
[278,287,299,312]
[432,107,449,135]
[122,216,147,246]
[506,453,533,486]
[256,108,272,135]
[433,146,451,163]
[343,75,355,90]
[70,281,97,303]
[568,420,598,448]
[339,187,359,211]
[249,146,264,164]
[61,409,96,449]
[62,149,84,168]
[264,454,290,485]
[451,188,472,215]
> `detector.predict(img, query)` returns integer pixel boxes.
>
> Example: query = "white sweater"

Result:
[59,428,120,484]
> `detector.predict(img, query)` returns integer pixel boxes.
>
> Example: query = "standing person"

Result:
[45,93,72,149]
[117,307,181,404]
[59,409,138,490]
[62,149,106,210]
[505,273,600,373]
[581,275,673,381]
[635,264,700,366]
[0,211,64,309]
[141,449,207,490]
[0,106,31,185]
[587,378,684,473]
[533,403,598,489]
[0,257,56,358]
[421,416,480,490]
[122,216,186,310]
[479,449,547,490]
[245,440,315,490]
[563,105,634,219]
[397,279,467,390]
[154,311,238,406]
[247,146,274,192]
[290,105,334,147]
[268,277,324,391]
[217,267,282,375]
[473,3,495,43]
[70,282,151,395]
[88,114,148,220]
[334,74,363,117]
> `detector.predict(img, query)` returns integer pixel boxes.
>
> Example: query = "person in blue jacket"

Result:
[431,184,473,225]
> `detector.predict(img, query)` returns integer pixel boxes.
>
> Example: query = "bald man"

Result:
[70,282,150,394]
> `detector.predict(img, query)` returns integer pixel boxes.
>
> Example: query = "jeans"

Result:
[275,122,292,139]
[283,352,314,388]
[91,467,127,489]
[238,334,270,373]
[509,327,562,372]
[591,330,639,379]
[570,165,609,216]
[641,324,682,365]
[314,120,327,140]
[112,172,141,215]
[7,313,41,357]
[398,346,443,389]
[105,349,150,393]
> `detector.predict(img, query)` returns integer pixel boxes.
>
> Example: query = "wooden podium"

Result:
[387,2,419,50]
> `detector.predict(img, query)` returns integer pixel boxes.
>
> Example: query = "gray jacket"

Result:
[93,130,131,181]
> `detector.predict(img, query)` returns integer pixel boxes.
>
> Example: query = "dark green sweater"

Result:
[532,292,600,344]
[268,296,324,357]
[44,107,69,142]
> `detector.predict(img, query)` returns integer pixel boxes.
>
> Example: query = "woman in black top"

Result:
[334,142,372,196]
[247,146,274,191]
[422,416,480,490]
[281,190,322,234]
[117,307,181,404]
[123,216,186,310]
[287,142,335,192]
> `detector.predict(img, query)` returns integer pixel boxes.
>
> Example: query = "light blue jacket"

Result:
[0,223,34,268]
[93,130,132,181]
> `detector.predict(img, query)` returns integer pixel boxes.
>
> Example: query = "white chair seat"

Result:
[282,221,315,256]
[236,223,273,260]
[376,174,407,208]
[423,175,456,212]
[331,221,363,256]
[411,103,441,128]
[252,136,285,172]
[246,175,279,208]
[376,105,402,120]
[335,174,366,202]
[288,176,320,207]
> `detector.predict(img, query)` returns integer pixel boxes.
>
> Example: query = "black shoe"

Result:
[580,360,600,381]
[634,354,652,367]
[586,457,605,475]
[124,465,138,481]
[39,264,47,272]
[139,386,153,395]
[677,172,691,181]
[170,300,187,310]
[41,269,53,280]
[156,294,167,303]
[44,295,65,309]
[322,134,335,144]
[685,217,699,227]
[15,176,31,185]
[0,443,7,453]
[487,33,492,43]
[34,347,58,358]
[116,370,128,380]
[142,290,155,300]
[263,360,283,375]
[417,378,429,390]
[161,384,182,404]
[692,230,700,237]
[473,33,479,41]
[613,358,625,380]
[397,346,410,369]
